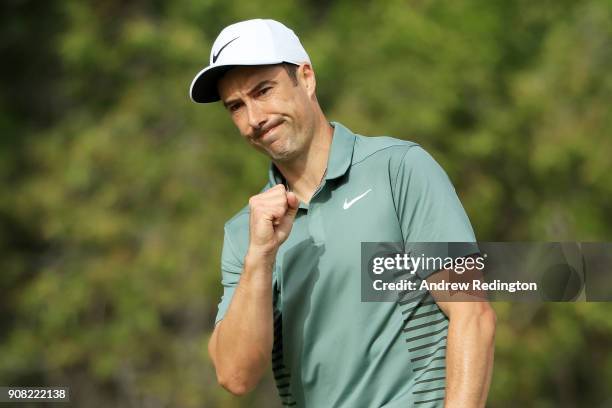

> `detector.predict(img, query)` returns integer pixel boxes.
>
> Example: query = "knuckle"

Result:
[269,184,285,195]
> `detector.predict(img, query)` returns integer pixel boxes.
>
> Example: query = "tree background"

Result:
[1,0,611,407]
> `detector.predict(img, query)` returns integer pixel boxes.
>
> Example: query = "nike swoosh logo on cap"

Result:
[343,189,372,210]
[212,36,239,63]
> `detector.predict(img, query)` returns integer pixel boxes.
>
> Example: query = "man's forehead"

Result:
[218,65,285,98]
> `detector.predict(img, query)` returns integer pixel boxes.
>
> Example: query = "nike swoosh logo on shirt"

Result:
[343,189,372,210]
[212,36,239,63]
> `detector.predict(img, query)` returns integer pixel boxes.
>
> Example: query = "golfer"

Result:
[191,19,496,407]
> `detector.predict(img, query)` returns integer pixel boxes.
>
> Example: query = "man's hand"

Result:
[248,184,299,258]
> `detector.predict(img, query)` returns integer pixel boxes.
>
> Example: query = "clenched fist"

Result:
[247,184,299,258]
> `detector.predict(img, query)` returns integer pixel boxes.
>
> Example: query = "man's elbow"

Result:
[476,302,497,339]
[448,301,497,338]
[207,323,267,396]
[216,370,257,396]
[210,345,257,396]
[209,343,260,396]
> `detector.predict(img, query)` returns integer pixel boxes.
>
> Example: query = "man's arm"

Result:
[426,267,496,408]
[208,252,275,395]
[208,184,299,395]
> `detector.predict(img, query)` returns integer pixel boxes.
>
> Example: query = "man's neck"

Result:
[274,119,334,204]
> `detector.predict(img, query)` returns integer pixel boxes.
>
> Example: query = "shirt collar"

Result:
[267,121,356,186]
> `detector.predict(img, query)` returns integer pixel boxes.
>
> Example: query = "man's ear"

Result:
[298,63,317,99]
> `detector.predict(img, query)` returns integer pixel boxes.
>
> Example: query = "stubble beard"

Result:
[266,137,298,162]
[262,124,305,163]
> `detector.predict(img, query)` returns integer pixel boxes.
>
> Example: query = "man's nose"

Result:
[246,102,267,130]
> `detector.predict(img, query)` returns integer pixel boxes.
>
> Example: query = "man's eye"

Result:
[258,87,271,96]
[229,103,242,112]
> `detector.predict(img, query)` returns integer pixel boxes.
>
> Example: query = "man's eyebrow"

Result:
[222,98,237,109]
[248,79,276,95]
[222,79,277,109]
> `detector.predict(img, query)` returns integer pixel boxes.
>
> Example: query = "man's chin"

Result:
[268,150,293,162]
[261,137,295,162]
[267,145,297,162]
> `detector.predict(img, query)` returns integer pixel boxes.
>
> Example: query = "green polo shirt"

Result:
[216,122,476,407]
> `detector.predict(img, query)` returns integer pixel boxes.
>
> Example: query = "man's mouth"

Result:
[258,122,282,139]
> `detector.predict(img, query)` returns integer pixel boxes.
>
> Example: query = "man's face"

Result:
[218,64,316,162]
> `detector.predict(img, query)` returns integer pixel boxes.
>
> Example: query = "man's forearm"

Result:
[211,252,275,395]
[444,303,496,407]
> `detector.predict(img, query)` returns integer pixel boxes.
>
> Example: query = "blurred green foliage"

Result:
[1,0,611,407]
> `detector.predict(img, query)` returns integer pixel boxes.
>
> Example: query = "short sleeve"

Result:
[392,146,478,278]
[215,227,244,324]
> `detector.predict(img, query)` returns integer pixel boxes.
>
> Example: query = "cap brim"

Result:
[190,60,300,103]
[189,65,236,103]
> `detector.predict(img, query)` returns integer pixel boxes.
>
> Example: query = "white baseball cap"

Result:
[189,19,311,103]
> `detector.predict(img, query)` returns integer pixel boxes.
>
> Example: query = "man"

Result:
[190,19,496,407]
